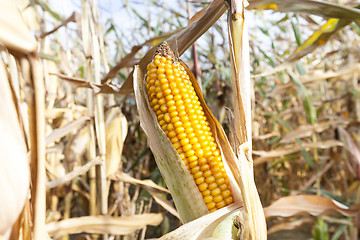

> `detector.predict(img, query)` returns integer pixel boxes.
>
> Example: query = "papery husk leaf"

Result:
[133,66,208,223]
[159,202,242,240]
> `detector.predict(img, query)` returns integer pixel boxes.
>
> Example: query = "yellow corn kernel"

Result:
[146,45,233,212]
[204,195,213,204]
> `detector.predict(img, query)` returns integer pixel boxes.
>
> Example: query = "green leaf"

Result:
[313,218,329,240]
[291,17,302,46]
[331,224,347,240]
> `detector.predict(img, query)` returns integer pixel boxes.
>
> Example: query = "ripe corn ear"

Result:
[145,42,233,213]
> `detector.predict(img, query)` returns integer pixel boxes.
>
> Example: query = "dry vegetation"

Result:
[1,0,360,239]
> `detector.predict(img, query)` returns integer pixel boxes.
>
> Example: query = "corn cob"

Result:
[145,42,233,213]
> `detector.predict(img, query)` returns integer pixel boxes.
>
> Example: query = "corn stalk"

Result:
[226,0,267,239]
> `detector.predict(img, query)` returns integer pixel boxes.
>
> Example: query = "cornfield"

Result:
[1,0,360,239]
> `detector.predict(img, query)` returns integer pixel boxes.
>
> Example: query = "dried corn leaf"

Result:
[45,116,90,145]
[45,214,163,236]
[47,158,102,189]
[101,29,181,84]
[264,195,360,218]
[270,63,360,95]
[110,172,170,194]
[267,217,314,234]
[338,126,360,178]
[54,73,124,94]
[40,12,78,38]
[248,0,360,19]
[280,120,345,143]
[253,140,344,165]
[0,1,37,54]
[122,0,226,95]
[147,189,180,220]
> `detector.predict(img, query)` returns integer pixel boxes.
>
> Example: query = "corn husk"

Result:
[134,45,243,224]
[134,65,208,223]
